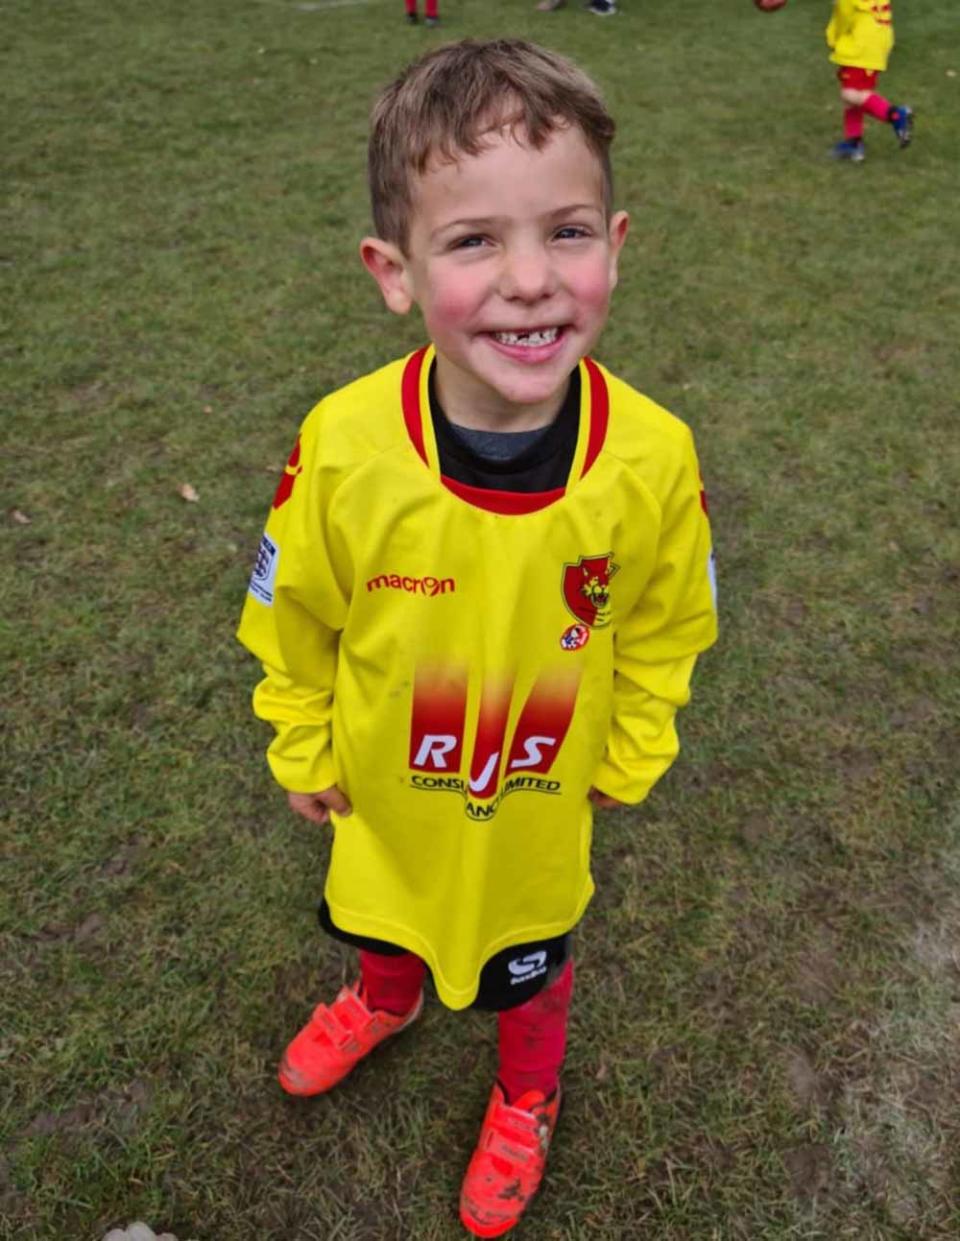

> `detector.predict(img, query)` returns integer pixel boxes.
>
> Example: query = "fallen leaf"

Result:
[947,69,957,78]
[10,509,31,524]
[203,404,213,413]
[178,483,199,503]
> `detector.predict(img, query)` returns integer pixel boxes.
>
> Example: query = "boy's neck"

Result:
[433,354,572,433]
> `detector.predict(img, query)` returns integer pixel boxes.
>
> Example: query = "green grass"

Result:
[3,0,959,1236]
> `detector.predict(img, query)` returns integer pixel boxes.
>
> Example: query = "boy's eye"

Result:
[554,225,591,241]
[451,235,489,250]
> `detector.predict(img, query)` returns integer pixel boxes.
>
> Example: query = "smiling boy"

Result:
[238,39,716,1237]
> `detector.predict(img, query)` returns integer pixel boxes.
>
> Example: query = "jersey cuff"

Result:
[266,743,338,794]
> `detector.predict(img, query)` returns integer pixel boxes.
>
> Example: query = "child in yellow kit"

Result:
[827,0,913,161]
[238,39,716,1237]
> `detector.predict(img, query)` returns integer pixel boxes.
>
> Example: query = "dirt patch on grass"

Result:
[18,1079,152,1144]
[829,888,960,1230]
[784,1143,832,1200]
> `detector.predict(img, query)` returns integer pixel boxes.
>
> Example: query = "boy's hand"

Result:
[589,788,624,810]
[287,786,352,826]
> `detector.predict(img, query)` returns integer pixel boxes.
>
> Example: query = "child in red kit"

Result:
[238,39,716,1236]
[405,0,439,26]
[827,0,913,161]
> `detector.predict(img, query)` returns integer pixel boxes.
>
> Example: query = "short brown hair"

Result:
[368,39,616,251]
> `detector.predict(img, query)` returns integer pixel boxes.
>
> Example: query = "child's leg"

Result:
[840,70,911,135]
[423,0,438,19]
[359,947,426,1016]
[278,950,425,1096]
[843,105,865,143]
[460,961,574,1236]
[861,91,894,121]
[404,0,417,16]
[497,958,574,1102]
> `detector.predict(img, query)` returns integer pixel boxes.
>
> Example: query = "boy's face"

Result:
[362,124,628,424]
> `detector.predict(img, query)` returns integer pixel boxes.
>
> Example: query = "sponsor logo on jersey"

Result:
[366,573,455,596]
[408,665,580,820]
[248,532,279,605]
[507,950,548,983]
[561,552,619,628]
[272,436,303,510]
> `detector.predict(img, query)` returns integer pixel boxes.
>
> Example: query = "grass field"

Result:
[3,0,959,1236]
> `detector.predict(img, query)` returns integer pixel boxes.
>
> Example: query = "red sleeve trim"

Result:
[440,476,566,514]
[401,347,429,465]
[581,357,609,478]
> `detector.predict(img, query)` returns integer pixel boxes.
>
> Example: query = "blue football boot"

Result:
[890,106,914,148]
[831,138,865,163]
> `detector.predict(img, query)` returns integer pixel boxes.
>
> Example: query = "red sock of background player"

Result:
[843,106,865,141]
[424,0,438,17]
[863,93,894,122]
[497,959,573,1103]
[404,0,417,14]
[359,949,425,1016]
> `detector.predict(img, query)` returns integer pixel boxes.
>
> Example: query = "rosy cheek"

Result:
[571,265,614,313]
[424,274,479,330]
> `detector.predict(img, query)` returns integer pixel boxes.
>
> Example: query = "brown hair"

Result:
[368,39,616,251]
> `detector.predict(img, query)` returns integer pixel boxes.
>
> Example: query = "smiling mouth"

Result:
[490,327,562,347]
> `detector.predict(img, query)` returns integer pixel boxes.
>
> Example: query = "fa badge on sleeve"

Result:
[248,533,279,606]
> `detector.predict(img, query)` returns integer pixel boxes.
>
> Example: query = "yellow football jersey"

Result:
[827,0,894,72]
[237,348,717,1009]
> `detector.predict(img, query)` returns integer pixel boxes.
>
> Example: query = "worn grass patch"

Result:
[3,0,959,1237]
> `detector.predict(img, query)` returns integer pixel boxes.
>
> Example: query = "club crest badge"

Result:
[561,552,619,629]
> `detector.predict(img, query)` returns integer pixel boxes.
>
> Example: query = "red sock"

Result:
[404,0,416,12]
[863,92,892,122]
[359,949,425,1016]
[424,0,438,15]
[497,959,573,1104]
[843,106,864,141]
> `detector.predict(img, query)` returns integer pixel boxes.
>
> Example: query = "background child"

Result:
[827,0,913,160]
[238,38,716,1237]
[404,0,439,27]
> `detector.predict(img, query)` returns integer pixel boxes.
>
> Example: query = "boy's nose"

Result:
[499,247,557,302]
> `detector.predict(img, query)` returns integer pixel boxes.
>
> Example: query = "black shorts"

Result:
[317,899,572,1012]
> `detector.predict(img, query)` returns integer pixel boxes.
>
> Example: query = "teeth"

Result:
[493,327,560,347]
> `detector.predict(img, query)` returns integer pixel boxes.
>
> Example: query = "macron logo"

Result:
[367,573,455,597]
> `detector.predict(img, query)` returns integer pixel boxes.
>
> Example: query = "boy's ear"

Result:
[360,237,414,315]
[606,210,630,290]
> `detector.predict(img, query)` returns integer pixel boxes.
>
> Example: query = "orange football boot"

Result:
[277,980,423,1096]
[459,1081,561,1238]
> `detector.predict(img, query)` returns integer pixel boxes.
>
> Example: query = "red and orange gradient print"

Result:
[408,663,582,818]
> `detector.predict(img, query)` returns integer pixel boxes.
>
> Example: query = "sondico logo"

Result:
[507,951,548,984]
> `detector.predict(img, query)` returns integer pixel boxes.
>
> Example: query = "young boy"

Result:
[237,38,716,1237]
[826,0,913,161]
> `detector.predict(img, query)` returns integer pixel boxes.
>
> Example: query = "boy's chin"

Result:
[473,350,581,407]
[477,369,572,411]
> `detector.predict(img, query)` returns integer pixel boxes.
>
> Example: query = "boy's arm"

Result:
[592,428,717,805]
[236,415,350,796]
[826,0,855,48]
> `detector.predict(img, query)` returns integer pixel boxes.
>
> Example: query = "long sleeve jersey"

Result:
[237,346,717,1008]
[827,0,894,72]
